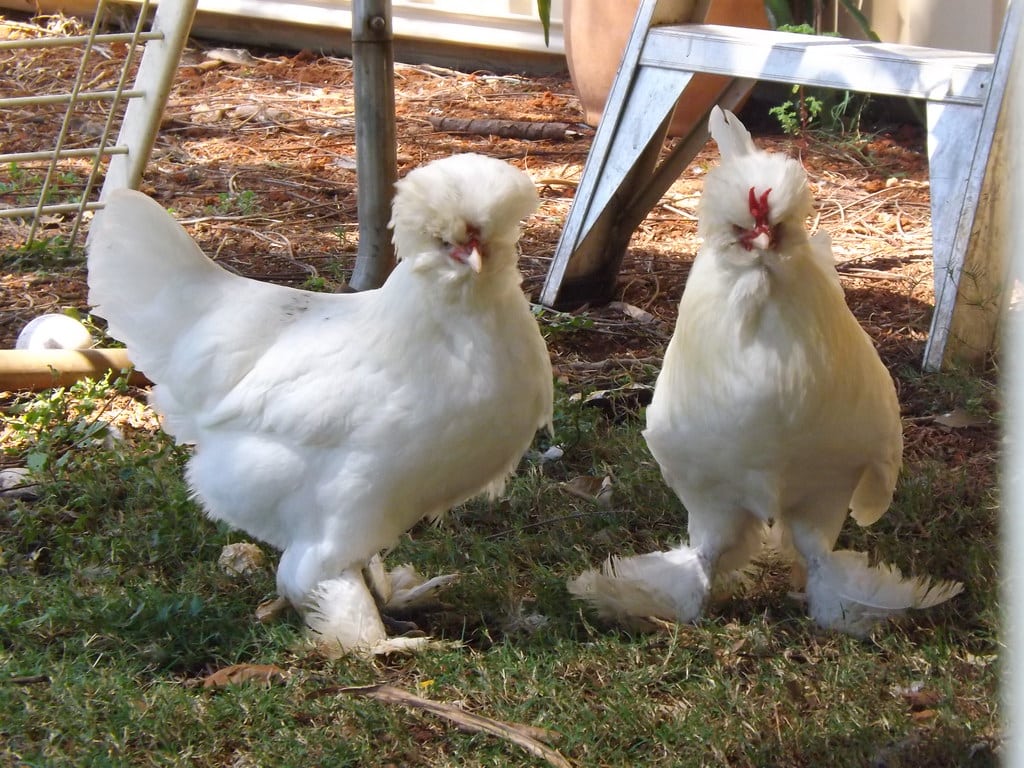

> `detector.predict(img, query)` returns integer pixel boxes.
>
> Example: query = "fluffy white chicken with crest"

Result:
[569,107,961,636]
[87,154,553,653]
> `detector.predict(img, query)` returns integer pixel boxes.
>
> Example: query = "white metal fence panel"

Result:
[0,0,196,250]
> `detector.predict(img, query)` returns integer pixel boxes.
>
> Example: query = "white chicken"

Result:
[569,107,962,637]
[87,153,553,653]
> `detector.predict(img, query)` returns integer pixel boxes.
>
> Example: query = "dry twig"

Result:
[336,684,573,768]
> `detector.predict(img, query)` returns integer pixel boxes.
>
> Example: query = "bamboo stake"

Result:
[0,349,149,391]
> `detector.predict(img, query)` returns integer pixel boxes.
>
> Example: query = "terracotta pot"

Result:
[563,0,769,136]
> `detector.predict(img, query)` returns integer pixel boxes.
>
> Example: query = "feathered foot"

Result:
[357,556,459,655]
[303,569,390,654]
[805,549,963,637]
[567,546,712,631]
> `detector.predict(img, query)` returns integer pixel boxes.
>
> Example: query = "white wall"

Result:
[840,0,1006,53]
[0,0,568,72]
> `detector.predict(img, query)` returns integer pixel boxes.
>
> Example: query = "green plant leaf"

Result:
[838,0,881,42]
[762,0,794,28]
[536,0,551,46]
[26,452,47,471]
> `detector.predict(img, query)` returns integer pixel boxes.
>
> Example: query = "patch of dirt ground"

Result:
[0,13,998,482]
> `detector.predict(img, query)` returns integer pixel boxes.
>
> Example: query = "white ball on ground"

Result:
[15,314,93,351]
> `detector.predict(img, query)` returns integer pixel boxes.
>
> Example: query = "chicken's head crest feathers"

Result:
[390,154,538,281]
[699,111,813,254]
[708,106,757,160]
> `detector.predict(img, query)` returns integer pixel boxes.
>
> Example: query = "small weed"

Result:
[3,235,78,270]
[0,161,29,193]
[301,263,348,292]
[332,226,354,247]
[532,305,595,339]
[301,274,328,291]
[768,25,870,136]
[769,87,825,135]
[207,189,258,216]
[0,162,83,206]
[1,373,129,472]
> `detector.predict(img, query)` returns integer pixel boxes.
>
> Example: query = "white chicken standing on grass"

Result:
[569,107,962,637]
[86,153,553,654]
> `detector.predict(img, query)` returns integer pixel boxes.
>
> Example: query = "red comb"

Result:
[748,187,772,225]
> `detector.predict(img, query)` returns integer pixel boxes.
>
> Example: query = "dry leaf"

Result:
[577,383,653,409]
[608,301,657,324]
[205,47,258,65]
[899,686,944,711]
[218,542,265,576]
[202,663,289,689]
[229,103,292,123]
[255,596,290,622]
[933,408,988,429]
[189,103,226,123]
[562,475,613,509]
[0,467,39,500]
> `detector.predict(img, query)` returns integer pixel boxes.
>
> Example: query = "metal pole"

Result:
[349,0,397,291]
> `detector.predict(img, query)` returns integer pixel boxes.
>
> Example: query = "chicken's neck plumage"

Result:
[661,219,860,431]
[693,223,837,339]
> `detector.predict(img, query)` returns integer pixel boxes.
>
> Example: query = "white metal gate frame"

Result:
[0,0,196,247]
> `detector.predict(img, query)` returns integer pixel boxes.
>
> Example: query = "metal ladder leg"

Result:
[101,0,198,195]
[923,0,1020,369]
[540,66,694,308]
[540,71,755,309]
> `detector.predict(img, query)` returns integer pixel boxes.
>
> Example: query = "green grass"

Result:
[0,372,999,767]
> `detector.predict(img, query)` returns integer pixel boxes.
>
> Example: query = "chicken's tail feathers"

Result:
[708,105,757,161]
[567,547,711,631]
[86,189,231,374]
[806,549,963,637]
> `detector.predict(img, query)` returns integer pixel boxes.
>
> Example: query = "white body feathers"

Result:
[87,154,553,651]
[570,108,961,636]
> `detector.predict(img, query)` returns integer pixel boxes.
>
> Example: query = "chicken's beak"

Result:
[750,231,772,251]
[450,239,484,273]
[464,245,483,273]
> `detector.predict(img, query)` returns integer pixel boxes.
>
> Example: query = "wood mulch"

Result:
[0,13,998,483]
